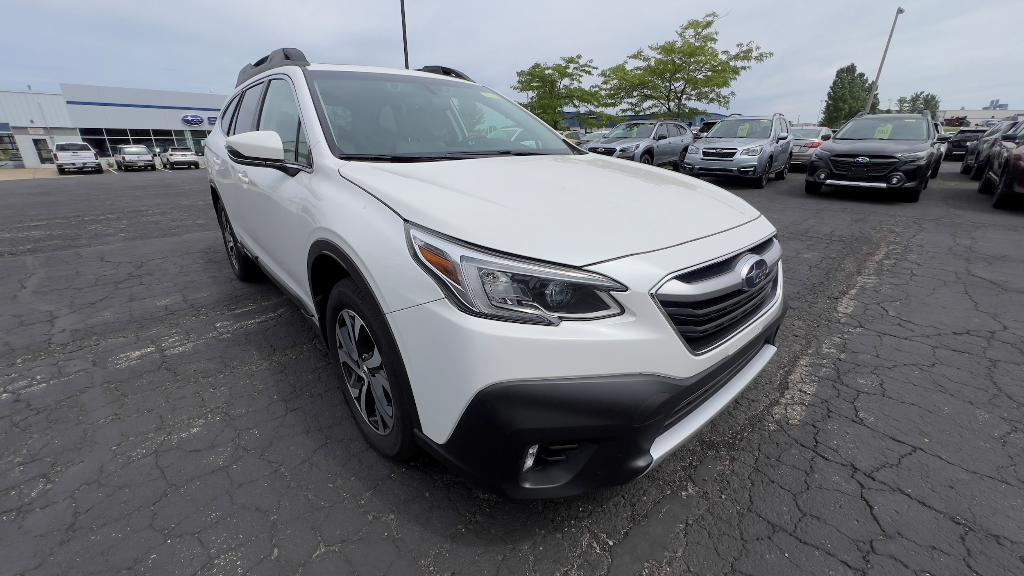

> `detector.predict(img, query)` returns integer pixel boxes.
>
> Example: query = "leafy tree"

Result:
[512,55,600,128]
[820,64,879,127]
[895,91,941,119]
[599,12,772,118]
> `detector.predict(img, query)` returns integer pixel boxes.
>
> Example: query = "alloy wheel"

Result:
[640,154,652,165]
[335,309,394,436]
[218,208,240,271]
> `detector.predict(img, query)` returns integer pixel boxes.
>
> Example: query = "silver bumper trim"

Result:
[825,179,888,188]
[649,343,777,465]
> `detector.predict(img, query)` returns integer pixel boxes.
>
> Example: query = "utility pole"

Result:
[400,0,410,69]
[865,7,905,113]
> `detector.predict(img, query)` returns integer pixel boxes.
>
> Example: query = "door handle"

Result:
[238,169,250,184]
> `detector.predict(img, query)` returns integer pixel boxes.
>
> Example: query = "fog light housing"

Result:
[815,170,829,182]
[887,173,905,186]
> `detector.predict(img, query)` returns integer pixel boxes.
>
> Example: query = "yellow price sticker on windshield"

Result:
[481,92,500,98]
[874,124,893,139]
[737,123,750,137]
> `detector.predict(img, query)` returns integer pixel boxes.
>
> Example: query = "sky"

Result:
[3,0,1022,122]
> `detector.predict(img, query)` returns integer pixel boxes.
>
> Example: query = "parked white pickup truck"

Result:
[159,146,200,169]
[54,142,103,174]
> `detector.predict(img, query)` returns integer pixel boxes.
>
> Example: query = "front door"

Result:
[32,139,53,164]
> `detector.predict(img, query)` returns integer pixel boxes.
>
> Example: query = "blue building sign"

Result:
[181,114,205,127]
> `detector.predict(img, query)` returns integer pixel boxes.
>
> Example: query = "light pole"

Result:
[865,6,905,114]
[400,0,410,69]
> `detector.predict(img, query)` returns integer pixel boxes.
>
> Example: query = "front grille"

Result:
[701,148,737,159]
[589,147,616,156]
[658,270,778,353]
[675,237,775,284]
[829,155,898,176]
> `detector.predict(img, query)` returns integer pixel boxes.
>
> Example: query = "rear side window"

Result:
[55,143,91,152]
[232,83,265,135]
[258,79,311,167]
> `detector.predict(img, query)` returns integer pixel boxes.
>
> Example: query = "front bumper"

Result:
[682,154,762,177]
[805,156,928,189]
[388,217,786,497]
[587,146,638,161]
[417,312,784,498]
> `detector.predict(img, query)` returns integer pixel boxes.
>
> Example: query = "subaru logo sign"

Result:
[855,156,870,164]
[181,114,205,127]
[738,255,770,291]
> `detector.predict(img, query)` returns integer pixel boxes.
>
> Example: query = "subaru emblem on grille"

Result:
[739,257,769,291]
[855,156,870,164]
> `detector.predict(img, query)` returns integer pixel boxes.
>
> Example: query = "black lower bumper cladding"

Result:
[417,310,786,498]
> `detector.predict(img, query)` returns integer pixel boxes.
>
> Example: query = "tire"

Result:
[774,157,789,180]
[150,165,156,171]
[977,170,995,195]
[676,147,687,171]
[929,159,940,179]
[639,152,653,165]
[95,166,103,174]
[215,202,262,282]
[805,181,823,195]
[326,279,418,461]
[960,156,972,175]
[753,160,771,188]
[970,159,986,181]
[57,167,66,175]
[992,167,1014,209]
[901,186,922,203]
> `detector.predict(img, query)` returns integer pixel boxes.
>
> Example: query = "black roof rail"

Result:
[236,48,309,87]
[417,65,474,83]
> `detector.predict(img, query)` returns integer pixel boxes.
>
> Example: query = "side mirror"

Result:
[655,133,668,141]
[937,133,952,142]
[821,133,832,141]
[777,133,789,142]
[226,131,284,161]
[1001,133,1018,142]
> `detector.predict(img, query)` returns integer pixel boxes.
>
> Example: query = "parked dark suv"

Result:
[962,120,1021,179]
[945,127,986,160]
[804,113,947,203]
[979,121,1024,209]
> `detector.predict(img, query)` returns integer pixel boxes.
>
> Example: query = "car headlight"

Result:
[618,144,639,154]
[896,150,929,162]
[811,149,830,160]
[686,146,699,155]
[408,225,626,325]
[741,145,763,156]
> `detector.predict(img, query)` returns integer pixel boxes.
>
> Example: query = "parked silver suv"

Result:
[682,114,794,188]
[586,120,693,168]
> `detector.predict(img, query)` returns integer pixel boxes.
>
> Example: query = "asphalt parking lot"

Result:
[2,164,1022,576]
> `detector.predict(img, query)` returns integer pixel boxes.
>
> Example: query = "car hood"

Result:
[821,139,931,155]
[697,137,768,150]
[339,154,761,266]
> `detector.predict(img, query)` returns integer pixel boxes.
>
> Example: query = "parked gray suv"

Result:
[587,120,693,168]
[682,114,794,188]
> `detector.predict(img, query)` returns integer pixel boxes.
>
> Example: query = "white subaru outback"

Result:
[207,49,787,498]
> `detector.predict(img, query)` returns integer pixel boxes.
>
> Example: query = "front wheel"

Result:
[992,168,1014,209]
[970,159,986,181]
[676,147,688,171]
[929,159,940,179]
[639,152,653,165]
[753,160,771,188]
[805,181,823,195]
[326,279,418,460]
[901,186,922,203]
[960,156,972,175]
[215,203,262,282]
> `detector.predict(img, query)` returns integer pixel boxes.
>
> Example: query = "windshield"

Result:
[307,70,571,159]
[121,146,150,155]
[581,132,604,141]
[606,123,656,138]
[55,143,91,152]
[707,119,772,139]
[835,117,928,141]
[791,128,822,139]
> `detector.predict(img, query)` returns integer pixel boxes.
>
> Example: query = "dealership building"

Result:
[0,84,227,168]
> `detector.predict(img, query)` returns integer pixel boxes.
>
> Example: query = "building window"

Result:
[0,132,24,168]
[105,128,129,138]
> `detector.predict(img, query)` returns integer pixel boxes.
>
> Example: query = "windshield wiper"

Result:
[443,150,552,158]
[336,153,456,163]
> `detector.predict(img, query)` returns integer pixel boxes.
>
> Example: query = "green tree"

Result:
[820,64,879,127]
[512,55,600,128]
[895,91,941,118]
[599,12,772,118]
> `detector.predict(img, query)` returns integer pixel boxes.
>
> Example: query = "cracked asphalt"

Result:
[1,163,1022,576]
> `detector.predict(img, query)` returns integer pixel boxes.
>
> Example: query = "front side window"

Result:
[258,79,311,166]
[654,124,668,139]
[607,122,656,139]
[307,70,571,159]
[835,117,928,141]
[707,119,772,139]
[232,83,265,135]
